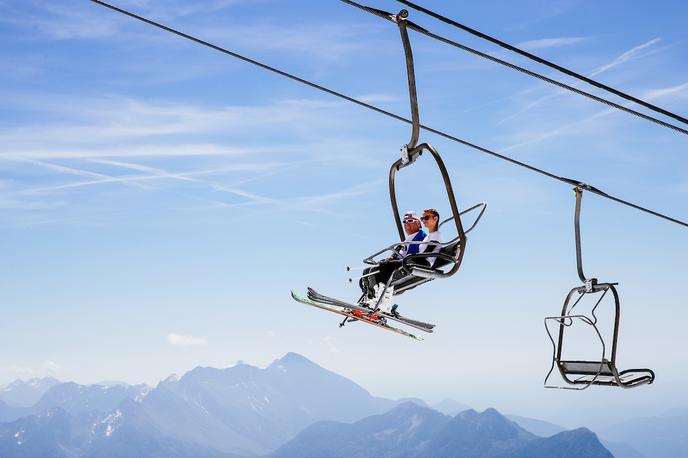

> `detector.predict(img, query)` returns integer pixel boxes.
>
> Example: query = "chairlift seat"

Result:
[390,239,463,294]
[557,360,655,388]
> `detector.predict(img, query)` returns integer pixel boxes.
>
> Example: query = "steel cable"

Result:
[87,0,688,229]
[340,0,688,137]
[397,0,688,128]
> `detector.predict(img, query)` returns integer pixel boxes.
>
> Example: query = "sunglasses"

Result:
[421,215,436,221]
[402,219,417,224]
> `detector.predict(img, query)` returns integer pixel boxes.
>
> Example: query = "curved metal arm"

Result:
[574,187,587,283]
[544,313,607,390]
[395,10,420,152]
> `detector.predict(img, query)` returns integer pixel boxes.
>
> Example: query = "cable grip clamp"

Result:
[584,278,598,293]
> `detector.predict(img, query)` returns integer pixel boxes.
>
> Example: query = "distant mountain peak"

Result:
[266,352,321,373]
[0,377,62,408]
[276,352,313,365]
[162,374,179,383]
[3,377,61,390]
[481,407,504,419]
[389,400,433,414]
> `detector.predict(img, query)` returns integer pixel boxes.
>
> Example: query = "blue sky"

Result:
[1,0,687,428]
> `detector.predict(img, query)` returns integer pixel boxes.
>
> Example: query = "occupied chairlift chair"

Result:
[360,10,486,297]
[544,185,655,389]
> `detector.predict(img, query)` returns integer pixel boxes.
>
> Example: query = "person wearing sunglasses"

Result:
[398,210,427,257]
[419,208,442,267]
[359,211,427,313]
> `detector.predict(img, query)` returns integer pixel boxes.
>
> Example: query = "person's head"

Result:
[402,211,421,236]
[422,208,440,232]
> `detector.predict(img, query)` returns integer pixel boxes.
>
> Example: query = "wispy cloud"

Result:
[0,94,359,157]
[4,0,373,68]
[1,0,259,41]
[588,38,662,77]
[202,22,379,62]
[500,80,688,153]
[16,159,155,191]
[0,89,383,222]
[166,333,208,347]
[2,1,121,40]
[642,81,688,100]
[497,37,667,125]
[516,37,590,51]
[83,157,382,213]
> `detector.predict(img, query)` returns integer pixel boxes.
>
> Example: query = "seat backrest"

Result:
[432,239,461,269]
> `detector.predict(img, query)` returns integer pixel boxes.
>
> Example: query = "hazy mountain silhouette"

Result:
[0,353,666,458]
[0,353,398,457]
[599,407,688,458]
[273,402,612,458]
[505,414,645,458]
[506,414,566,438]
[0,377,61,407]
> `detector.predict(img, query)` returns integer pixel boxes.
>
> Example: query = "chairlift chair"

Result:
[360,10,486,297]
[544,186,655,389]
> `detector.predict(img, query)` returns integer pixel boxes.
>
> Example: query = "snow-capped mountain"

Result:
[107,352,397,456]
[32,382,150,416]
[0,353,398,457]
[0,353,665,458]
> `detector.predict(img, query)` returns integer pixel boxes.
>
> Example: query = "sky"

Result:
[1,0,687,429]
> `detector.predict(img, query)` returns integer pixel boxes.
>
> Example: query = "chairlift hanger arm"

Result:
[88,0,688,230]
[396,10,421,153]
[574,188,590,285]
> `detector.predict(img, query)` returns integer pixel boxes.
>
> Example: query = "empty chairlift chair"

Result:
[544,186,654,389]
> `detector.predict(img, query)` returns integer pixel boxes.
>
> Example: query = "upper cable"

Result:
[396,0,688,128]
[87,0,688,229]
[340,0,688,137]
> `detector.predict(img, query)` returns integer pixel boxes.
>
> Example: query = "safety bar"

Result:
[544,313,607,390]
[363,201,485,267]
[439,202,487,234]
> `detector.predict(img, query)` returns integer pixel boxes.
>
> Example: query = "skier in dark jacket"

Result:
[360,211,426,310]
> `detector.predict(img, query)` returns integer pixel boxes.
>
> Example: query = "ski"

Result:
[291,291,423,341]
[306,287,435,332]
[307,287,435,331]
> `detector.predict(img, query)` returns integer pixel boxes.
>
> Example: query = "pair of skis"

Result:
[290,287,435,341]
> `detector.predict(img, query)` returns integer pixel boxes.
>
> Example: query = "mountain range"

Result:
[0,377,61,408]
[273,402,612,458]
[0,353,682,457]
